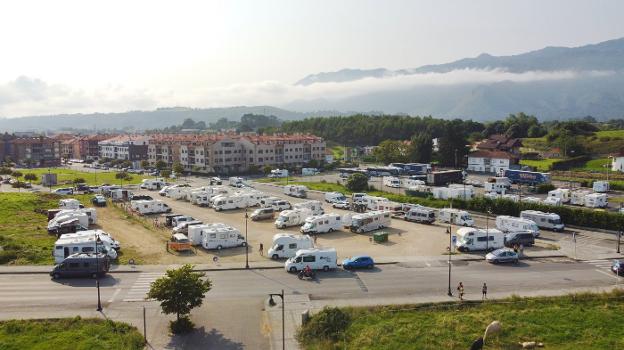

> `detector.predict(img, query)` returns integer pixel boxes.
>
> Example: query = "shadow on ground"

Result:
[164,326,244,350]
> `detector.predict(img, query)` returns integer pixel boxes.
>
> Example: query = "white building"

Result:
[98,135,149,167]
[612,156,624,172]
[467,150,516,175]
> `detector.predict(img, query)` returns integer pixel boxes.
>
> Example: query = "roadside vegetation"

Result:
[299,291,624,350]
[519,158,561,172]
[0,317,144,350]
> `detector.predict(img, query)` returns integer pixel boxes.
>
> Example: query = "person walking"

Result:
[259,243,264,256]
[457,282,465,301]
[482,283,488,300]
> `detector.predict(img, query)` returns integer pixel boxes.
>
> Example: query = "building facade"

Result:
[467,150,516,175]
[99,135,149,166]
[10,137,61,167]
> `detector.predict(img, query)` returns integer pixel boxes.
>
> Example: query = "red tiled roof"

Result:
[468,150,517,160]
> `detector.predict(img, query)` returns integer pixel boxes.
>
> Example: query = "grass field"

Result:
[0,317,144,350]
[0,192,91,265]
[300,291,624,350]
[595,130,624,138]
[21,168,152,187]
[519,158,561,171]
[576,158,611,171]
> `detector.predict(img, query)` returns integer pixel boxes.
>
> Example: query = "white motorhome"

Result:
[53,234,118,263]
[358,196,389,211]
[432,186,474,200]
[111,189,131,202]
[56,208,97,225]
[543,196,562,206]
[300,213,342,234]
[269,169,289,178]
[325,192,347,203]
[271,200,292,211]
[293,200,324,215]
[60,229,120,251]
[404,179,426,189]
[268,233,314,259]
[172,220,203,234]
[284,248,338,272]
[376,201,402,212]
[438,208,474,226]
[188,191,210,206]
[284,185,308,198]
[130,200,172,214]
[584,193,608,208]
[484,182,508,194]
[166,187,190,200]
[228,177,244,187]
[501,194,519,202]
[260,196,281,208]
[275,208,313,228]
[593,181,610,193]
[571,190,592,206]
[404,206,436,224]
[302,168,320,176]
[520,210,564,231]
[48,212,90,233]
[201,226,246,250]
[140,178,166,190]
[383,176,401,188]
[548,189,571,204]
[348,210,391,233]
[59,199,83,210]
[495,215,540,237]
[213,194,256,211]
[484,192,501,200]
[455,227,504,252]
[522,197,542,204]
[187,223,228,245]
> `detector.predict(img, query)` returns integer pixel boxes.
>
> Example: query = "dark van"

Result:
[50,253,110,279]
[504,232,535,247]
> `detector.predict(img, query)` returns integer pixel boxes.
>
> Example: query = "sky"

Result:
[0,0,623,117]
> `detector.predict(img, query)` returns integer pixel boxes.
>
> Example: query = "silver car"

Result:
[486,248,519,264]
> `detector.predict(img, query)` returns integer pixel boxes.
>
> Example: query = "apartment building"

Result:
[98,135,149,167]
[467,150,517,175]
[10,136,61,167]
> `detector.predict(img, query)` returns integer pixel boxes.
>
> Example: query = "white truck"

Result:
[201,226,247,250]
[348,210,391,233]
[293,200,324,215]
[130,200,172,214]
[300,213,342,234]
[455,227,504,252]
[53,234,118,263]
[548,188,571,204]
[269,169,289,178]
[284,248,338,272]
[59,199,83,210]
[268,233,314,260]
[571,190,592,206]
[325,192,347,203]
[438,208,474,226]
[593,181,610,193]
[302,168,320,176]
[140,178,166,190]
[520,210,565,231]
[383,176,401,188]
[495,215,540,237]
[404,205,436,224]
[284,185,307,198]
[584,193,608,208]
[275,208,313,229]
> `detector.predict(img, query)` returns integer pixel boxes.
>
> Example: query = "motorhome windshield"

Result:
[279,215,289,222]
[274,244,283,251]
[303,222,315,229]
[548,218,562,224]
[461,214,471,220]
[352,219,362,227]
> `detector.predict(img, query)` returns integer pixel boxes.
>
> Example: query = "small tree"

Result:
[161,170,171,178]
[73,177,86,185]
[346,173,368,192]
[140,160,150,169]
[263,165,273,176]
[115,172,132,187]
[11,171,23,180]
[172,162,184,175]
[155,160,167,171]
[148,264,212,334]
[24,173,38,184]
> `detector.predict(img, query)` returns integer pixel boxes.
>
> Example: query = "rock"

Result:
[520,341,537,349]
[483,320,502,342]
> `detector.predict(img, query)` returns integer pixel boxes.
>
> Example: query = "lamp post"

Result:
[48,168,52,192]
[268,290,285,350]
[447,199,454,297]
[95,234,103,311]
[245,208,249,269]
[485,208,492,252]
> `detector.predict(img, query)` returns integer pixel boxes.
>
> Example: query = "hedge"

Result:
[551,156,591,170]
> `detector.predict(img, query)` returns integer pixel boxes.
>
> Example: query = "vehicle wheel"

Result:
[91,273,98,279]
[241,242,247,247]
[272,254,279,260]
[53,273,60,279]
[343,265,350,270]
[367,264,373,269]
[329,228,334,233]
[289,267,297,273]
[323,266,330,272]
[514,259,519,264]
[217,245,223,251]
[404,217,408,221]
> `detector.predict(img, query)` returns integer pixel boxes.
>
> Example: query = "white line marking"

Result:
[107,288,121,303]
[595,269,620,279]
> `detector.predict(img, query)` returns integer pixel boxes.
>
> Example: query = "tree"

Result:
[346,173,368,192]
[24,173,38,184]
[437,120,469,167]
[372,140,408,164]
[262,165,273,176]
[173,162,184,175]
[155,160,167,171]
[11,171,23,180]
[140,160,150,169]
[161,170,171,178]
[115,172,132,187]
[148,264,212,333]
[73,177,86,184]
[407,133,433,163]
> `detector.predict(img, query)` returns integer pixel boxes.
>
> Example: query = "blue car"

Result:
[342,256,374,270]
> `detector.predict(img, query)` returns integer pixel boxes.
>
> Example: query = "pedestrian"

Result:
[259,243,264,256]
[482,282,487,300]
[519,243,524,257]
[513,244,519,254]
[313,234,318,244]
[457,282,465,301]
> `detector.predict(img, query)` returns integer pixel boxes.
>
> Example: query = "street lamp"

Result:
[485,208,492,252]
[268,290,285,350]
[95,234,103,311]
[245,208,249,269]
[447,212,453,297]
[48,168,51,193]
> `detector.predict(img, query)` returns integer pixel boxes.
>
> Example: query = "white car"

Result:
[332,201,350,209]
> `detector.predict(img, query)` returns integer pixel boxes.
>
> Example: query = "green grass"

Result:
[595,130,624,138]
[0,317,144,350]
[22,168,152,187]
[519,158,561,171]
[0,192,91,265]
[300,291,624,350]
[576,158,611,171]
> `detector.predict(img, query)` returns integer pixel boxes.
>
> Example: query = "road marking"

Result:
[123,273,161,302]
[108,288,121,303]
[594,269,620,280]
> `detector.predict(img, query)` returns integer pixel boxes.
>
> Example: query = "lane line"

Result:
[594,269,620,279]
[107,288,121,303]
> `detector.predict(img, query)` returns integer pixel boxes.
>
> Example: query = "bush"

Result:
[551,155,591,170]
[346,173,368,192]
[298,307,351,343]
[73,177,86,184]
[536,183,556,194]
[169,316,194,334]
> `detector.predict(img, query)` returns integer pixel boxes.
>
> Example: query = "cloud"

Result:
[0,69,613,117]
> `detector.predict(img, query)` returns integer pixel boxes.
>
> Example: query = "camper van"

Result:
[585,193,608,208]
[383,176,401,188]
[213,194,256,211]
[548,189,571,204]
[432,185,474,200]
[495,215,540,237]
[571,190,592,206]
[53,235,117,263]
[228,177,244,187]
[189,191,210,206]
[438,208,474,226]
[284,185,308,198]
[269,169,289,178]
[357,196,389,211]
[110,189,131,202]
[48,213,90,234]
[60,230,120,251]
[268,234,314,259]
[284,248,338,272]
[404,206,436,224]
[275,208,313,228]
[50,253,110,279]
[520,210,564,231]
[349,211,391,233]
[186,224,227,245]
[300,213,342,234]
[201,226,246,250]
[593,181,610,193]
[56,208,97,225]
[325,192,347,203]
[140,178,166,190]
[404,178,426,189]
[377,201,402,212]
[130,200,172,215]
[455,227,505,252]
[260,196,281,208]
[166,187,191,200]
[293,200,324,215]
[351,193,366,202]
[543,197,562,206]
[484,182,508,194]
[302,168,320,176]
[272,200,292,211]
[59,199,83,210]
[172,220,203,234]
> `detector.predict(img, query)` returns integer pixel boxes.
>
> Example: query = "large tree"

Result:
[372,140,408,164]
[407,133,433,163]
[346,173,368,192]
[437,120,469,167]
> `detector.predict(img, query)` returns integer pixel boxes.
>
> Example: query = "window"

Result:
[288,243,297,249]
[302,255,315,263]
[72,247,79,252]
[82,247,94,253]
[209,233,216,238]
[83,262,90,267]
[219,234,227,239]
[69,263,80,269]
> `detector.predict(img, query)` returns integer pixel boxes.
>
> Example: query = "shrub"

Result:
[298,307,351,343]
[537,183,556,194]
[73,177,86,184]
[346,173,368,192]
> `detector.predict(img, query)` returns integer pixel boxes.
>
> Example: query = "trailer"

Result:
[520,210,564,231]
[348,210,391,233]
[284,185,307,198]
[275,208,313,229]
[504,169,550,185]
[593,181,610,193]
[268,233,314,260]
[130,200,172,214]
[584,193,608,208]
[300,213,342,234]
[426,170,463,186]
[548,188,571,204]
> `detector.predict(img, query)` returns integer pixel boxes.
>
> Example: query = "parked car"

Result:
[50,253,110,279]
[342,255,375,270]
[91,195,107,207]
[130,194,153,201]
[250,207,275,221]
[485,248,519,264]
[611,260,624,276]
[75,184,91,193]
[53,188,74,195]
[332,200,351,210]
[504,231,535,248]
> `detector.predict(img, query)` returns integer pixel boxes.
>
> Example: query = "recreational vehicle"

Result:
[325,192,347,203]
[300,213,342,234]
[140,179,166,190]
[376,201,402,212]
[268,233,314,259]
[228,177,244,187]
[383,176,401,188]
[284,248,338,272]
[495,215,540,237]
[275,209,313,229]
[438,208,474,226]
[186,224,228,245]
[260,196,281,208]
[60,230,120,251]
[293,200,324,215]
[548,189,571,204]
[110,189,131,202]
[172,220,203,234]
[593,181,610,193]
[455,227,505,252]
[585,193,608,208]
[284,185,308,198]
[56,208,97,225]
[213,194,255,211]
[59,199,83,210]
[48,213,90,234]
[484,182,508,194]
[53,235,117,263]
[50,253,110,279]
[272,200,292,211]
[269,169,289,178]
[520,210,564,231]
[130,200,172,215]
[201,226,246,250]
[349,211,391,233]
[543,197,562,206]
[404,206,436,224]
[250,207,276,221]
[571,190,592,206]
[302,168,320,176]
